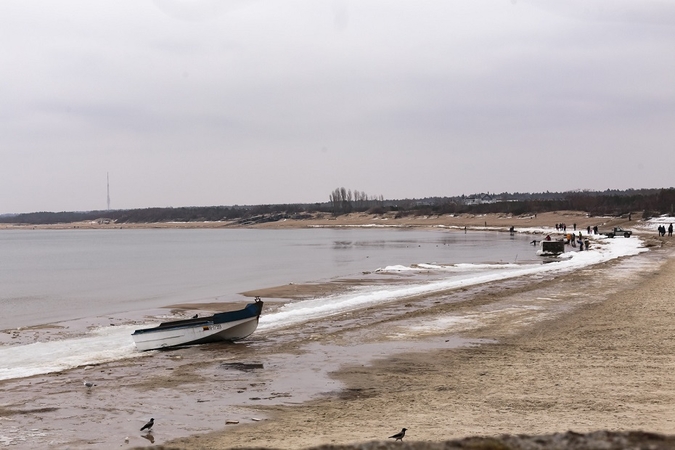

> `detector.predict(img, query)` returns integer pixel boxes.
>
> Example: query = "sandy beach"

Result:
[0,210,634,232]
[2,211,674,449]
[162,230,675,449]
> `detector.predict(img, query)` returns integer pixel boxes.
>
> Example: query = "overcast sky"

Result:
[1,1,674,214]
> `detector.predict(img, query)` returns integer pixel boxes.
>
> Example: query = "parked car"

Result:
[604,227,632,238]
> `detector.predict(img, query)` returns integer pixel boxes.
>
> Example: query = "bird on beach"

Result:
[140,418,154,432]
[389,428,407,441]
[83,380,96,388]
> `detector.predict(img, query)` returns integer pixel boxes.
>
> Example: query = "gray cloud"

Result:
[152,0,259,22]
[1,1,674,213]
[521,0,675,26]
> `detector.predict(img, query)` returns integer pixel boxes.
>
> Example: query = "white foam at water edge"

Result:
[258,235,646,331]
[0,325,139,381]
[381,262,524,273]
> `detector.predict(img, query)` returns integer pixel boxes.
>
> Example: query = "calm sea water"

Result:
[0,228,534,330]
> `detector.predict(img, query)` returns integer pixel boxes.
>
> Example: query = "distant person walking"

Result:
[669,223,673,237]
[658,225,666,237]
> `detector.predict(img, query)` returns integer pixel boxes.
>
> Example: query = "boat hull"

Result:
[132,300,263,351]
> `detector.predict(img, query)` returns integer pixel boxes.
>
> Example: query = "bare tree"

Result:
[329,188,342,215]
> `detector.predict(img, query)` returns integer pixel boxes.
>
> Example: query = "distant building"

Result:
[464,193,497,205]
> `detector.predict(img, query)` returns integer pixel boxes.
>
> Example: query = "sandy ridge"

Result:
[0,210,633,232]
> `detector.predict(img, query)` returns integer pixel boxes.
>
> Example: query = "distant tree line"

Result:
[329,187,384,215]
[0,204,314,225]
[2,188,673,225]
[387,188,675,220]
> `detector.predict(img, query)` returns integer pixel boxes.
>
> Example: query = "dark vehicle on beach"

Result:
[604,227,632,238]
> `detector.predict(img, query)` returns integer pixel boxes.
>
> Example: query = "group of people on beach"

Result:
[657,223,673,237]
[545,223,597,251]
[541,230,589,251]
[567,231,589,251]
[554,222,600,236]
[554,223,573,232]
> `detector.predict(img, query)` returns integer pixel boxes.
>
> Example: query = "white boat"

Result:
[132,297,264,351]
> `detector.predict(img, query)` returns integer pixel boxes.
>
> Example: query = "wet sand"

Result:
[166,238,675,449]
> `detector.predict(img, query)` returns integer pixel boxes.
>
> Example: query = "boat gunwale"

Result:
[131,299,263,336]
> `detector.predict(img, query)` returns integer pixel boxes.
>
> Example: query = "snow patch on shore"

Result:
[259,233,646,331]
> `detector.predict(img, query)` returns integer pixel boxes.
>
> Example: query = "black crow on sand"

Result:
[141,418,154,432]
[389,428,407,441]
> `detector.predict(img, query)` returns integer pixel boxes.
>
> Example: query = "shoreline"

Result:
[163,238,675,449]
